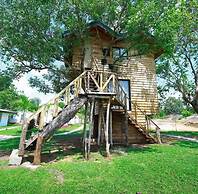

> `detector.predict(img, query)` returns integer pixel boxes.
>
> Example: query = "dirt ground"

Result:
[153,115,198,132]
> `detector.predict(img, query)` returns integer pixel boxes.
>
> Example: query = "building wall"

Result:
[0,113,9,127]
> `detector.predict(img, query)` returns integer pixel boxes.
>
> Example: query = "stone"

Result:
[9,149,22,166]
[21,161,39,170]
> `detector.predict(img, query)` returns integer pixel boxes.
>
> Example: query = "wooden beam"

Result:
[105,98,111,157]
[87,98,95,159]
[97,104,102,145]
[124,109,128,146]
[33,135,43,165]
[83,102,88,159]
[109,109,113,145]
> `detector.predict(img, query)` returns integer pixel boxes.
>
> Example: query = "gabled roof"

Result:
[63,21,124,39]
[87,21,124,39]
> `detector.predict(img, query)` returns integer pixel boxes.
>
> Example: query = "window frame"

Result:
[112,47,128,60]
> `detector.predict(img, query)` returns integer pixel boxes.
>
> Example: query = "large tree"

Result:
[0,0,197,112]
[157,1,198,113]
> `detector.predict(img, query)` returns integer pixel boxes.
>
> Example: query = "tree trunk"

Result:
[41,97,87,139]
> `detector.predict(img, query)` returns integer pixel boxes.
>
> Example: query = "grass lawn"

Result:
[0,135,197,194]
[0,124,82,136]
[0,127,22,136]
[0,124,20,129]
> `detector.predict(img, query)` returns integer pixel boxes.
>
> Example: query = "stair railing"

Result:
[131,101,161,143]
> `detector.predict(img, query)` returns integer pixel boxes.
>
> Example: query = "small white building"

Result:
[0,109,17,127]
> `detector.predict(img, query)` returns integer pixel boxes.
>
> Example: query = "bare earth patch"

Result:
[153,114,198,132]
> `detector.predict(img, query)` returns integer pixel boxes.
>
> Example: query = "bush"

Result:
[163,97,184,115]
[181,109,193,117]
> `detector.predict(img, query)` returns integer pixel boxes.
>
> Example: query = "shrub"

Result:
[164,97,184,115]
[181,109,193,117]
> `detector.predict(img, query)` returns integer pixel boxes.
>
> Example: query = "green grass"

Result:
[0,140,197,194]
[0,124,21,129]
[0,127,22,136]
[0,124,82,137]
[162,131,198,138]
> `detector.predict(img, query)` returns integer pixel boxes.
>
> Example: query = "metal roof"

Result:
[0,109,17,114]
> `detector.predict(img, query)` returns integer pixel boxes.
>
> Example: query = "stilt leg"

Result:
[33,135,43,165]
[83,103,88,159]
[109,110,113,145]
[87,98,95,159]
[105,98,110,157]
[97,105,102,145]
[124,109,128,146]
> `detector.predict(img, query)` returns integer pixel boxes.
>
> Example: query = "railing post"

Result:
[112,75,115,93]
[156,127,162,144]
[100,72,103,91]
[39,108,46,130]
[18,122,29,156]
[134,102,137,121]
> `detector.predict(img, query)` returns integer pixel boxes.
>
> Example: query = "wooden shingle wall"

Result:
[71,28,159,126]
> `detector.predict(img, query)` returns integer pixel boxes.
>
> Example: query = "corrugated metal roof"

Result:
[0,109,17,114]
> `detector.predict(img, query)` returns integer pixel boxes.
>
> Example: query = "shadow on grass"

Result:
[171,140,198,149]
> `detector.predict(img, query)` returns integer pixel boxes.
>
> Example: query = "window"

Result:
[112,47,128,60]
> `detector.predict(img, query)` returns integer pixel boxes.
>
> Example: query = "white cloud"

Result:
[13,71,54,105]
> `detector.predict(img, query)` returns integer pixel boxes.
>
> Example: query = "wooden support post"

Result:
[33,135,43,165]
[18,123,29,156]
[83,102,88,159]
[134,102,137,121]
[97,105,102,145]
[105,98,110,157]
[109,109,113,145]
[156,127,162,144]
[39,108,45,130]
[101,109,105,144]
[87,98,95,159]
[124,109,128,146]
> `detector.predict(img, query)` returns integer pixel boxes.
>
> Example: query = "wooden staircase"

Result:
[17,70,160,162]
[18,71,127,155]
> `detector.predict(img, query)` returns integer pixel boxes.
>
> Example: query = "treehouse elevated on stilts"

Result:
[13,22,162,165]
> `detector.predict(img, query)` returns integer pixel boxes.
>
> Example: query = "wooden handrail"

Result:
[131,101,161,132]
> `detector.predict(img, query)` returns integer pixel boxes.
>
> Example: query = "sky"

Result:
[0,61,54,105]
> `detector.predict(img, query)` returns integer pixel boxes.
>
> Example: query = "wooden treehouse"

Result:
[14,22,162,165]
